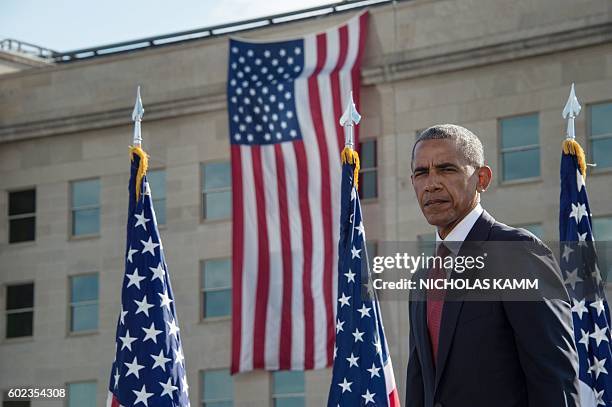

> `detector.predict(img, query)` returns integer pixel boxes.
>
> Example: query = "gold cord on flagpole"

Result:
[562,138,586,179]
[129,145,149,202]
[341,146,360,189]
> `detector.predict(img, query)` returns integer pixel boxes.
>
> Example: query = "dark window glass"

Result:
[202,369,233,406]
[147,170,166,225]
[70,275,99,332]
[272,371,304,407]
[202,162,232,220]
[8,189,35,243]
[589,103,612,169]
[359,140,377,199]
[5,283,34,338]
[71,179,100,236]
[201,259,232,319]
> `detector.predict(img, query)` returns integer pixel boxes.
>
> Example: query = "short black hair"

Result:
[412,124,484,168]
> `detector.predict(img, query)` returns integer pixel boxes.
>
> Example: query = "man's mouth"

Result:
[424,198,449,208]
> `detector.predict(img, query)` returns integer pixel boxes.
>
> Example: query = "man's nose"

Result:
[424,174,442,192]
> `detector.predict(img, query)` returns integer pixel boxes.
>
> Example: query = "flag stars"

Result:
[124,356,145,379]
[151,350,171,371]
[569,202,588,224]
[338,293,351,308]
[174,347,185,365]
[571,299,588,320]
[346,352,359,368]
[351,246,361,259]
[119,330,137,351]
[126,246,138,263]
[113,367,120,389]
[134,295,154,317]
[358,304,372,318]
[578,328,590,350]
[142,322,162,343]
[362,389,376,404]
[126,268,146,289]
[338,378,352,393]
[134,211,150,230]
[562,245,573,262]
[149,262,166,283]
[355,222,365,236]
[564,268,583,290]
[367,363,381,378]
[132,384,154,407]
[344,269,356,283]
[578,232,588,247]
[591,298,605,317]
[373,338,382,355]
[140,236,160,256]
[167,318,180,338]
[352,327,365,343]
[590,324,609,347]
[336,319,345,333]
[589,356,608,380]
[159,377,178,398]
[181,375,189,395]
[159,290,173,310]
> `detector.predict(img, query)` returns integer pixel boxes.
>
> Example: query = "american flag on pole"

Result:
[560,136,612,405]
[107,147,190,407]
[327,150,399,406]
[228,11,369,373]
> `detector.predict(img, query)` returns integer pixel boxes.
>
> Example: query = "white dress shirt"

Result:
[435,203,483,255]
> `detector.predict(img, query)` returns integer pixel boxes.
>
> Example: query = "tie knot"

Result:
[436,242,451,258]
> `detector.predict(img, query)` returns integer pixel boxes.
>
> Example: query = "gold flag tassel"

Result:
[562,138,587,178]
[341,146,360,189]
[129,145,149,202]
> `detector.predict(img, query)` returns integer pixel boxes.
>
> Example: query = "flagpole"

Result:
[339,91,362,188]
[561,83,587,178]
[132,86,144,147]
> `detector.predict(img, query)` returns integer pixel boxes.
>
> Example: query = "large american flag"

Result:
[560,139,612,406]
[327,154,399,406]
[107,147,190,407]
[228,11,369,373]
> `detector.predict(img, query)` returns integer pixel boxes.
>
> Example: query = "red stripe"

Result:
[351,12,369,148]
[111,395,120,407]
[293,141,314,369]
[274,144,293,369]
[251,146,270,369]
[308,32,335,367]
[330,24,350,154]
[230,145,244,374]
[389,388,401,407]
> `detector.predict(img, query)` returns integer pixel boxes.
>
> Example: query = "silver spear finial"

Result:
[339,91,361,149]
[562,83,581,140]
[132,86,144,146]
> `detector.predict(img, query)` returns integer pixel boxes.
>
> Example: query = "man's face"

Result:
[411,139,480,232]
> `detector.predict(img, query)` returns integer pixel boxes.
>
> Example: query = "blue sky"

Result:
[1,0,338,52]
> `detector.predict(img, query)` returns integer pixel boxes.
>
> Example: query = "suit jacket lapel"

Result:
[414,293,436,393]
[433,210,495,391]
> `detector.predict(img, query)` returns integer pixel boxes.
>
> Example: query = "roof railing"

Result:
[0,38,59,59]
[50,0,400,63]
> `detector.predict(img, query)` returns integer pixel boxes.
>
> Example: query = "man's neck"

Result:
[437,202,479,240]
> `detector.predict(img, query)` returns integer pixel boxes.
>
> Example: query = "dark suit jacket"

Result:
[405,210,580,407]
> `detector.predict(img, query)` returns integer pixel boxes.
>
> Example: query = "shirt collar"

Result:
[435,203,483,255]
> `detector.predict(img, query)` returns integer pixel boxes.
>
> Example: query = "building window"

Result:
[201,369,233,406]
[515,223,543,239]
[5,283,34,339]
[67,381,96,407]
[69,274,98,333]
[272,371,305,407]
[71,179,100,236]
[201,259,232,319]
[588,102,612,169]
[500,114,540,182]
[202,162,231,220]
[359,139,377,199]
[2,391,30,407]
[593,216,612,279]
[8,189,35,244]
[147,169,166,226]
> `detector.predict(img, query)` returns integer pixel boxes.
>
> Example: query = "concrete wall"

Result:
[1,0,612,405]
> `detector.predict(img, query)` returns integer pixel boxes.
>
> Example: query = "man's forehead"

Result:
[413,139,463,166]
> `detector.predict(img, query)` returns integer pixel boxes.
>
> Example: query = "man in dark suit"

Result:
[406,124,580,407]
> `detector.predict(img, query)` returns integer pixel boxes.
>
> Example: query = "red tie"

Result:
[427,243,450,365]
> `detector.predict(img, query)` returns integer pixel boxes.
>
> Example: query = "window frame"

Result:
[67,273,99,335]
[7,187,36,244]
[498,113,541,184]
[358,138,378,201]
[200,258,232,322]
[200,161,232,222]
[4,281,35,340]
[147,168,167,227]
[271,371,305,406]
[69,178,101,239]
[587,100,612,174]
[200,368,234,406]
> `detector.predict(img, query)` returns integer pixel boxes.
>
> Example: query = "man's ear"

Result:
[477,165,492,192]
